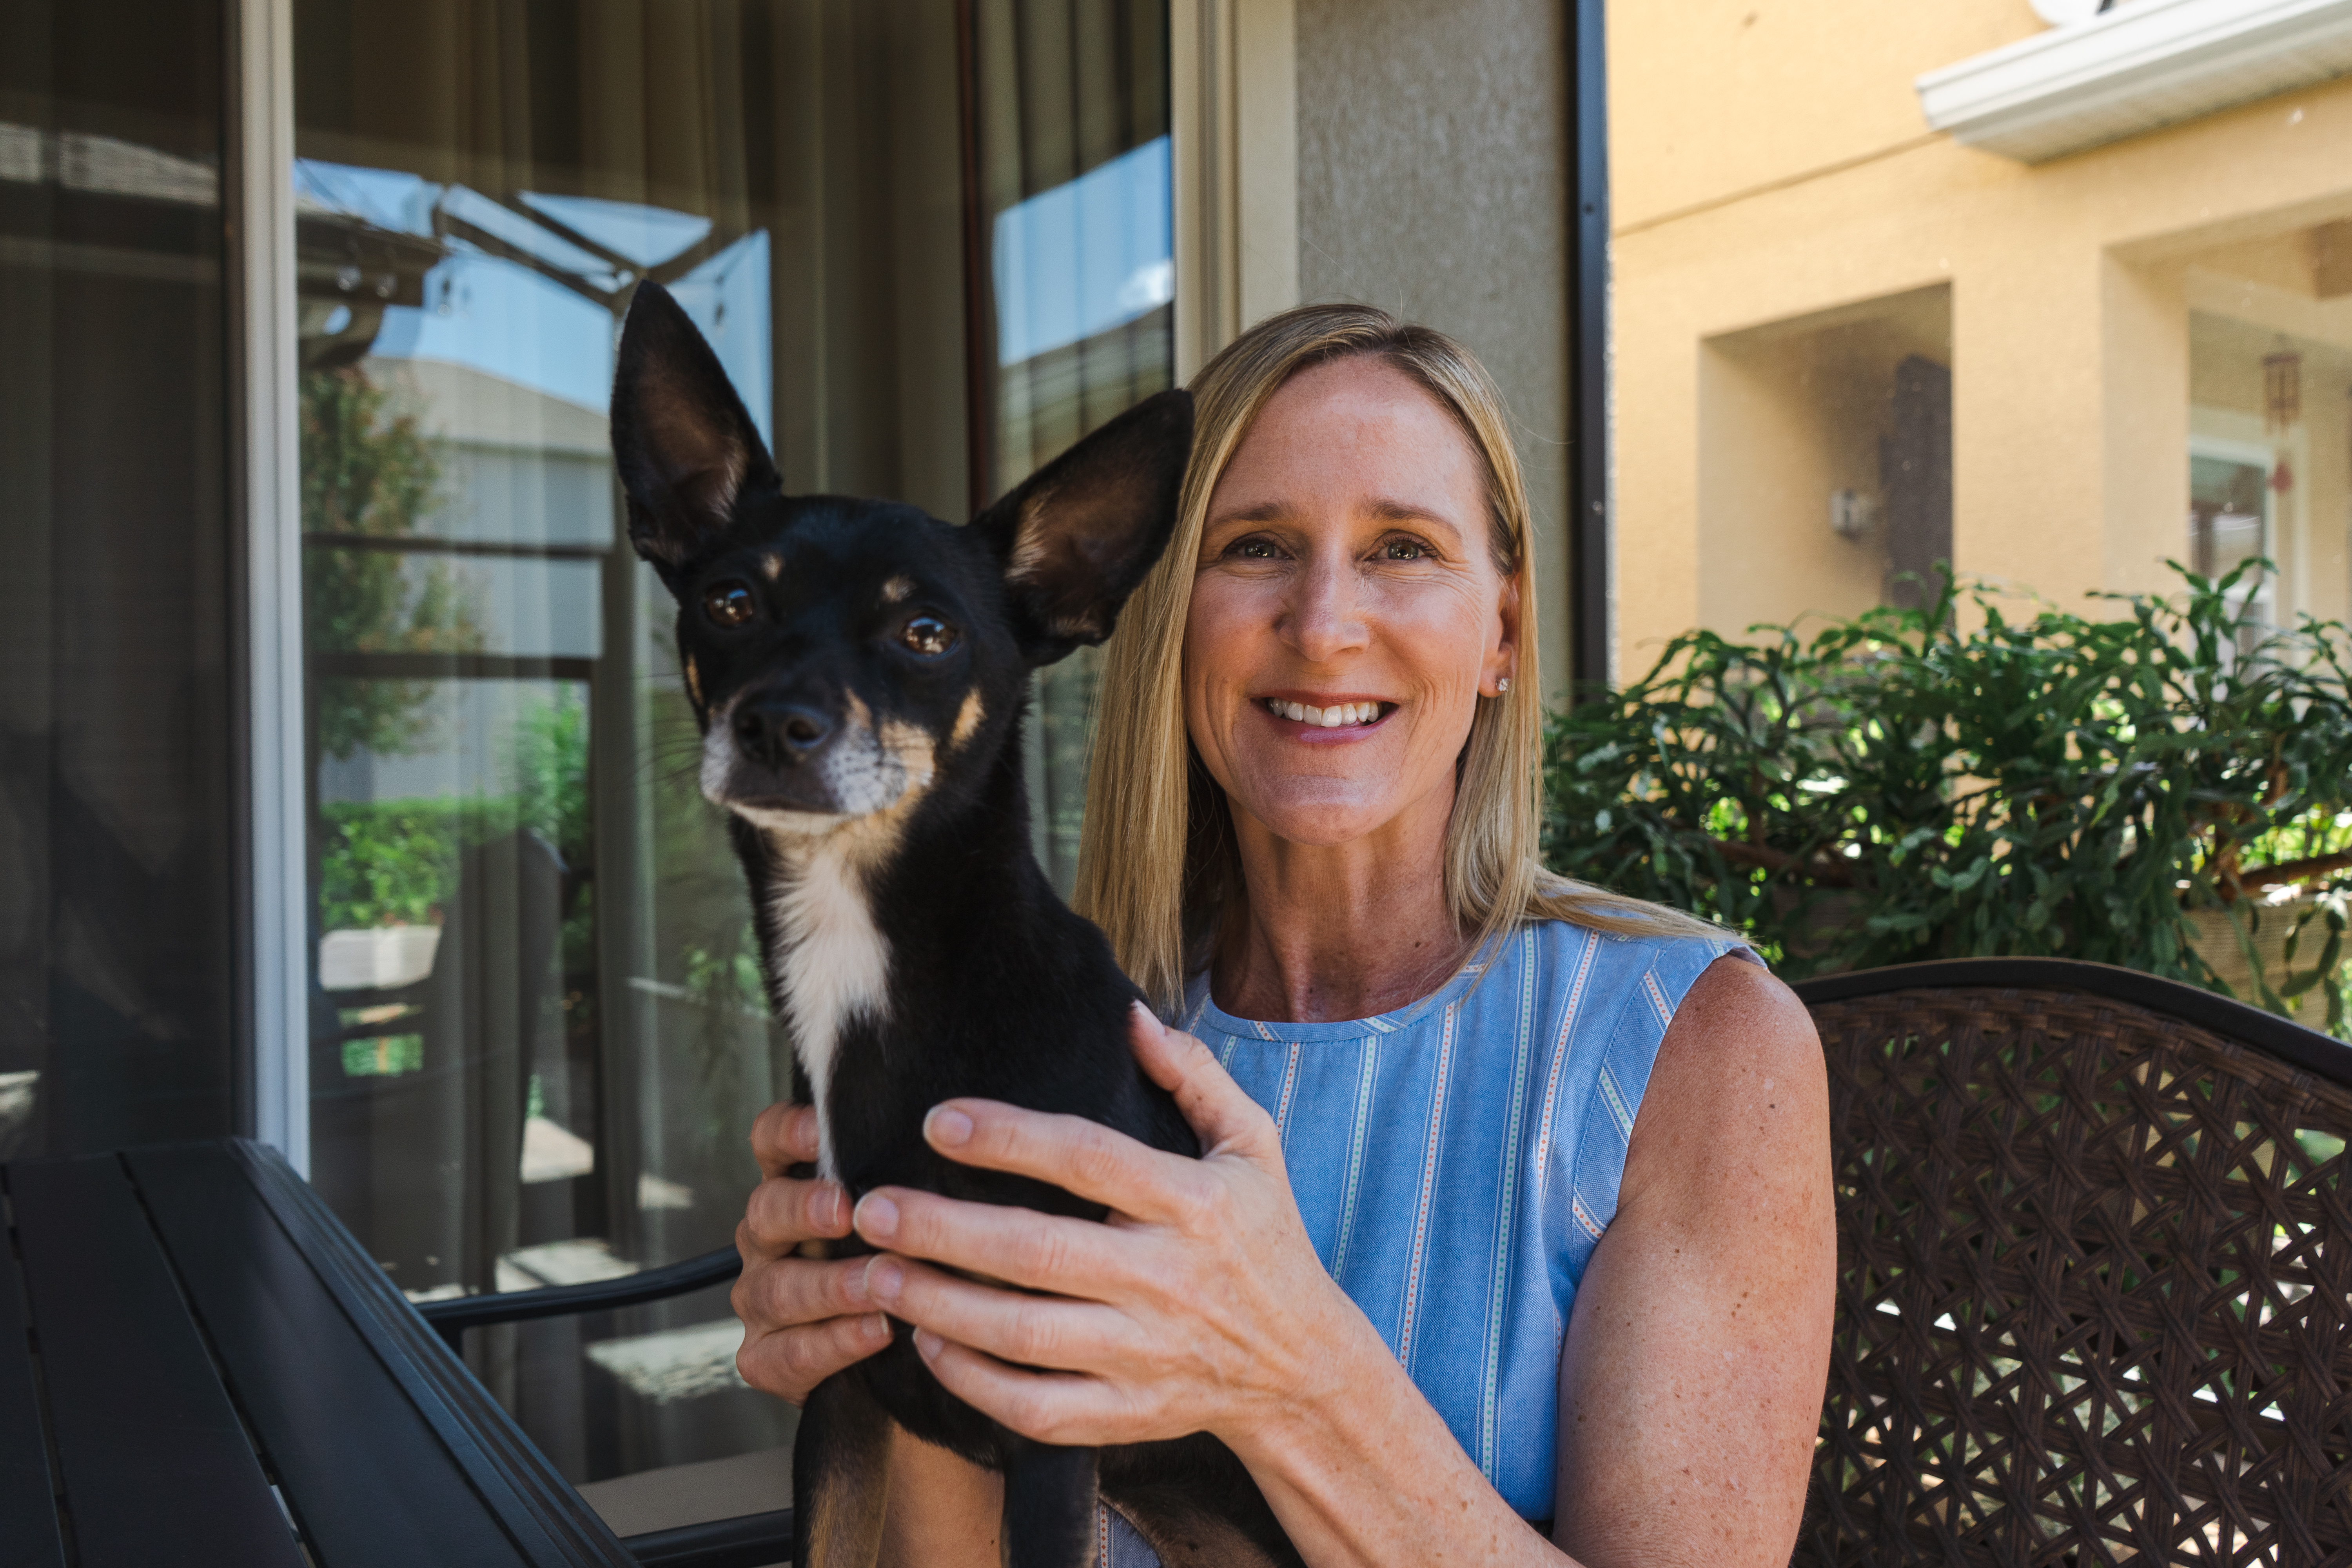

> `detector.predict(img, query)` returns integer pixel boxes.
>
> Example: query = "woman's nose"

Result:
[1280,557,1368,662]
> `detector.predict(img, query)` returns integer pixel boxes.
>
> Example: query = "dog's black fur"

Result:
[612,282,1300,1568]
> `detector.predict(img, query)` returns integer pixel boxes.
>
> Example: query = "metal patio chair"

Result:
[1791,957,2352,1566]
[421,1248,780,1568]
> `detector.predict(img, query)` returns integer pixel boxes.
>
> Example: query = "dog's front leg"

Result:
[998,1437,1099,1568]
[794,1372,895,1568]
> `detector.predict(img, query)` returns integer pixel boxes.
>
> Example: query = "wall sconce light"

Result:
[2265,349,2302,432]
[1831,488,1882,539]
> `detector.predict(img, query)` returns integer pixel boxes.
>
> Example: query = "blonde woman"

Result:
[733,306,1835,1567]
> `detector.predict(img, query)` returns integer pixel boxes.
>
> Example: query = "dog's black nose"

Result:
[734,697,833,768]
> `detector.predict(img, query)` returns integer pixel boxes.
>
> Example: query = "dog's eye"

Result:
[704,583,756,628]
[900,615,957,657]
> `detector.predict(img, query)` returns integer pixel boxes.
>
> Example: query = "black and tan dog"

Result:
[611,281,1299,1568]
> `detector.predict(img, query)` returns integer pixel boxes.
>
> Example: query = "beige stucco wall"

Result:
[1610,0,2352,671]
[1295,0,1575,704]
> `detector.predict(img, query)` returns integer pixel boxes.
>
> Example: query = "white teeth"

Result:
[1265,699,1384,726]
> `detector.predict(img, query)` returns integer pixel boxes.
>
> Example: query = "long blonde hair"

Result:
[1074,303,1720,1011]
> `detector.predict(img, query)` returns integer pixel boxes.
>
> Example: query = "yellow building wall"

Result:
[1610,0,2352,672]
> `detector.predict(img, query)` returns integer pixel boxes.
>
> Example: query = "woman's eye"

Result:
[1229,536,1282,561]
[900,615,958,656]
[703,582,756,628]
[1382,537,1428,561]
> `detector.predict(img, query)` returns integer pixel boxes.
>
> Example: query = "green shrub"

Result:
[1542,564,2352,1030]
[316,690,592,938]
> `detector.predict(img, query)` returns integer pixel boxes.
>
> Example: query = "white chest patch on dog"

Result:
[767,842,890,1183]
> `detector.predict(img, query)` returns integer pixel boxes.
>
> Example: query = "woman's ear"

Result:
[972,389,1195,666]
[610,280,779,580]
[1485,566,1523,696]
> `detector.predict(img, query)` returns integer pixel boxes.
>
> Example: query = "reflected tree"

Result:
[300,365,479,759]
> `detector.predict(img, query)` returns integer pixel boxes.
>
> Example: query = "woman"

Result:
[733,305,1835,1566]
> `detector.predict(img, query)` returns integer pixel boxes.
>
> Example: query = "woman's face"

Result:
[1184,356,1519,851]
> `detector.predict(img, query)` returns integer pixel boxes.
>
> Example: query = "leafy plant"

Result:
[300,365,483,759]
[316,688,593,936]
[1543,564,2352,1030]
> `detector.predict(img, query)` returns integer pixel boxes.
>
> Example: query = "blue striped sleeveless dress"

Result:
[1095,920,1751,1565]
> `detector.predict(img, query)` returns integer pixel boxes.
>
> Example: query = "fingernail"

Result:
[866,1257,904,1305]
[813,1184,846,1230]
[855,1192,900,1240]
[866,1313,892,1344]
[925,1105,974,1147]
[841,1260,871,1307]
[913,1327,944,1362]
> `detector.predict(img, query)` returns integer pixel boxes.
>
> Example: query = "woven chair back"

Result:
[1793,961,2352,1567]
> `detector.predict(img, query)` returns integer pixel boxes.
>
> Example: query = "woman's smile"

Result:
[1253,695,1396,737]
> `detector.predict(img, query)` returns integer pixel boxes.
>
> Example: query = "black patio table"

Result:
[0,1136,653,1568]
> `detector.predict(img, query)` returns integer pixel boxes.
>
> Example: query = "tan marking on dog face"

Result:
[950,690,985,747]
[682,654,703,709]
[876,717,938,800]
[761,550,784,580]
[880,575,915,603]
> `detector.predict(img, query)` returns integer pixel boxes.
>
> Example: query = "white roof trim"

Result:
[1916,0,2352,163]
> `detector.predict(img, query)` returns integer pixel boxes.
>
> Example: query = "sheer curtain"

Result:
[0,0,239,1160]
[294,0,967,1481]
[973,0,1172,891]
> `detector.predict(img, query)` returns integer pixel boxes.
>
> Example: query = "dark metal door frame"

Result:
[1567,0,1611,697]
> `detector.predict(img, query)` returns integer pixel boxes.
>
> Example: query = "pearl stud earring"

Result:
[1495,677,1512,694]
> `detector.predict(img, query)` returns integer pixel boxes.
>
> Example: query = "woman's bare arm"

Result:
[1552,956,1836,1565]
[846,976,1831,1568]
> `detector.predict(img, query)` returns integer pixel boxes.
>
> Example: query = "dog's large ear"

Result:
[611,280,777,577]
[972,388,1194,665]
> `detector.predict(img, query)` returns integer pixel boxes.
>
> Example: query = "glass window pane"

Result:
[973,0,1172,893]
[0,0,238,1158]
[294,0,974,1489]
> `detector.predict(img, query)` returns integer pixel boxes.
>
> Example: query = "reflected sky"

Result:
[993,136,1172,366]
[296,159,771,440]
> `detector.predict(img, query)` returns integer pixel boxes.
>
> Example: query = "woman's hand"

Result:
[848,1003,1382,1457]
[731,1102,893,1405]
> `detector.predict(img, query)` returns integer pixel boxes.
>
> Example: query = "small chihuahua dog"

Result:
[612,283,1299,1568]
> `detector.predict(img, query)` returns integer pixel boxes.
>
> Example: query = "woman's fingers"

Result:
[739,1170,851,1257]
[736,1307,892,1403]
[1126,1003,1283,1162]
[850,1187,1129,1290]
[750,1101,820,1180]
[731,1250,875,1330]
[918,1097,1198,1221]
[862,1255,1125,1372]
[909,1330,1133,1447]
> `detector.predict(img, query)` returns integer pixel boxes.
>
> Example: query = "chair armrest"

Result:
[417,1246,742,1350]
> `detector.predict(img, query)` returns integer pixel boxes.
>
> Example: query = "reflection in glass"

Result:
[973,0,1172,893]
[0,0,238,1158]
[294,0,973,1488]
[292,0,1172,1501]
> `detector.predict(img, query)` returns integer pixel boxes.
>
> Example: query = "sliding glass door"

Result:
[291,0,1167,1490]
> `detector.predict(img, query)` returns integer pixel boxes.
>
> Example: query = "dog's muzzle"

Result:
[702,689,933,828]
[733,694,835,769]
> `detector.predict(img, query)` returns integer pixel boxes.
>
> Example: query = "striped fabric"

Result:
[1098,921,1751,1564]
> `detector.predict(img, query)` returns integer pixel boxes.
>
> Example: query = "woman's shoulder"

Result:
[1516,913,1756,984]
[1482,918,1763,1052]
